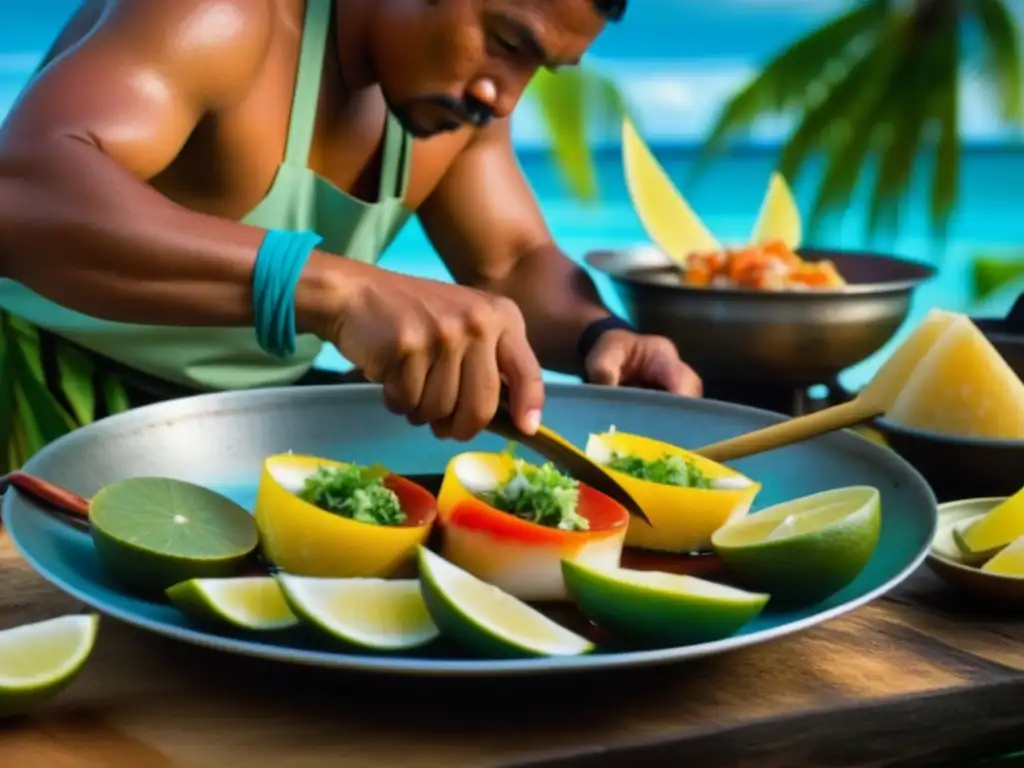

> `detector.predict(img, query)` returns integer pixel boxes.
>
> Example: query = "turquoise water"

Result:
[363,145,1024,391]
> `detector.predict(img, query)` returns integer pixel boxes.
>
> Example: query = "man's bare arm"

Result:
[0,0,341,334]
[417,118,613,376]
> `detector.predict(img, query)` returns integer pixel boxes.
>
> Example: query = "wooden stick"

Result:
[694,398,882,463]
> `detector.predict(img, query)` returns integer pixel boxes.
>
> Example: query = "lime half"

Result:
[0,614,99,718]
[562,560,768,646]
[711,486,881,606]
[276,574,439,651]
[90,477,259,597]
[417,547,593,658]
[166,577,299,631]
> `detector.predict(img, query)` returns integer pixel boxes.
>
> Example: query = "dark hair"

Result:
[592,0,626,21]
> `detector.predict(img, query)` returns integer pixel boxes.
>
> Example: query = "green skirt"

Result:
[0,313,363,472]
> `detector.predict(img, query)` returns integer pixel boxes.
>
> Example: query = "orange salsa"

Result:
[682,240,846,291]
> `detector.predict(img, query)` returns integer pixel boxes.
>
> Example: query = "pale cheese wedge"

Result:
[886,315,1024,440]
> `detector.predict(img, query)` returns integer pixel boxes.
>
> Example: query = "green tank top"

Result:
[0,0,413,391]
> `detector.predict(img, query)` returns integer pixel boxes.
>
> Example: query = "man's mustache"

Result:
[423,94,494,127]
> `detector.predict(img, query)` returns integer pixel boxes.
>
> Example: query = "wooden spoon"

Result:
[694,309,960,463]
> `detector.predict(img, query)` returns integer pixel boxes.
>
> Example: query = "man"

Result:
[0,0,700,462]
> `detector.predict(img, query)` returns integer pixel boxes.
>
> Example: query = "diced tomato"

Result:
[682,241,845,290]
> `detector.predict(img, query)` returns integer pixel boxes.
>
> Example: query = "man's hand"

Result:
[584,330,702,397]
[325,266,545,441]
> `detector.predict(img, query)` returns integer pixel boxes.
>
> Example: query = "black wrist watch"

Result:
[577,315,635,372]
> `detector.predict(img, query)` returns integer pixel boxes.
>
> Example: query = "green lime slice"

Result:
[0,614,99,719]
[417,547,593,658]
[275,574,439,651]
[711,486,881,606]
[561,560,769,646]
[166,577,299,631]
[90,477,259,597]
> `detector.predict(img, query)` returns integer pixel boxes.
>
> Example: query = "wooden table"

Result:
[3,531,1024,768]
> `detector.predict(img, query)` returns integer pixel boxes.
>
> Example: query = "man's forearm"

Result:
[0,138,342,335]
[475,244,614,375]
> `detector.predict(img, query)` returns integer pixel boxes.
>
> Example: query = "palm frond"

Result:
[929,24,960,242]
[526,67,631,201]
[866,16,953,237]
[778,15,908,184]
[695,0,891,168]
[971,0,1023,123]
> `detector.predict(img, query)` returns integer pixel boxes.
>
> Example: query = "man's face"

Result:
[367,0,608,138]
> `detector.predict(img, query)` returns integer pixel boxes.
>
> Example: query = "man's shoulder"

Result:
[94,0,275,105]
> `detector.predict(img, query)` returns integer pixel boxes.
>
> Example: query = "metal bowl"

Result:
[873,324,1024,503]
[584,247,936,386]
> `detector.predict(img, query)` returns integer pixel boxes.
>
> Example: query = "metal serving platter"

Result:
[3,383,937,677]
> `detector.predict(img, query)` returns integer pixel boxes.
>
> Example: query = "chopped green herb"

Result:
[298,464,407,526]
[607,452,714,489]
[481,459,589,532]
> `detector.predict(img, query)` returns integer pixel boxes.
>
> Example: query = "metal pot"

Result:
[584,247,936,387]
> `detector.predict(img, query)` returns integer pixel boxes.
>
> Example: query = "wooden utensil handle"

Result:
[694,399,881,463]
[0,472,91,517]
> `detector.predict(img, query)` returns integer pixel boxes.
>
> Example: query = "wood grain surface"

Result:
[3,530,1024,768]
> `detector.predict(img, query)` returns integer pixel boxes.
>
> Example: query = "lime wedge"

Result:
[166,577,299,631]
[622,116,720,263]
[749,172,802,249]
[562,560,768,646]
[711,487,881,605]
[275,574,439,651]
[0,614,98,718]
[417,547,593,658]
[90,477,259,597]
[981,534,1024,577]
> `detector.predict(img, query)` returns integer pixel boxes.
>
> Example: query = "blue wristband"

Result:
[252,229,323,358]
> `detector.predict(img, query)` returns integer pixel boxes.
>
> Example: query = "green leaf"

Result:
[0,318,17,472]
[929,26,961,242]
[696,0,891,168]
[972,0,1023,123]
[803,34,915,236]
[7,326,76,453]
[527,66,629,201]
[55,344,96,426]
[778,14,909,186]
[865,22,952,237]
[970,254,1024,299]
[100,374,132,416]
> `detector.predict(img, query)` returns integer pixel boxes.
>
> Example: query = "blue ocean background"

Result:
[1,0,1022,391]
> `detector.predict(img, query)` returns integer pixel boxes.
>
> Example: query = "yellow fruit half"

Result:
[253,454,436,578]
[585,430,760,552]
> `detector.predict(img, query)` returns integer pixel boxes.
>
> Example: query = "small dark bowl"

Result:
[873,322,1024,503]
